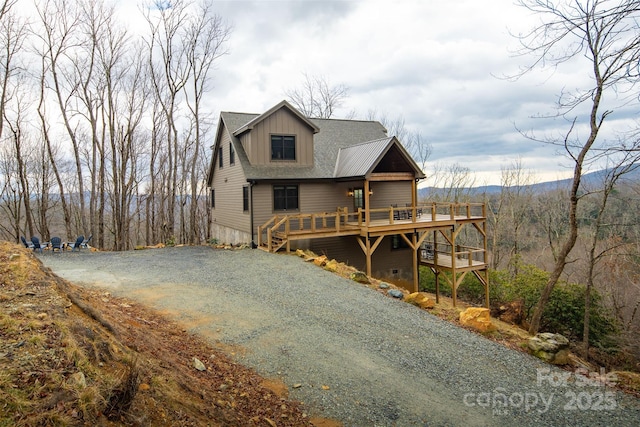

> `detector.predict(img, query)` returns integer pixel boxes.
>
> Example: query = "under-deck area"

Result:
[257,202,489,307]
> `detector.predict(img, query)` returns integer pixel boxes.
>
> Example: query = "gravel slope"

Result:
[41,246,640,426]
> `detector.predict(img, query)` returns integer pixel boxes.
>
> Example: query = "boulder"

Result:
[388,289,404,299]
[324,259,339,272]
[193,357,206,371]
[405,292,435,309]
[350,271,370,284]
[312,255,328,266]
[459,307,496,333]
[528,333,570,365]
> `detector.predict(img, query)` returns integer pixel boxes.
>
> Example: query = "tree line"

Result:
[2,0,640,368]
[0,0,230,250]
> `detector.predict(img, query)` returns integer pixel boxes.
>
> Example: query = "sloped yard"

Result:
[37,245,640,426]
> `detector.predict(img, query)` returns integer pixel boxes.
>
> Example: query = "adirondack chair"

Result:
[68,235,84,252]
[21,236,34,249]
[50,237,64,254]
[81,234,92,248]
[31,236,44,254]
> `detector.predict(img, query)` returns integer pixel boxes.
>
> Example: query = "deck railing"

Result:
[421,243,486,266]
[258,203,486,251]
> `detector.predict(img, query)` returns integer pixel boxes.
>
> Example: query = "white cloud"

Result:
[116,0,633,185]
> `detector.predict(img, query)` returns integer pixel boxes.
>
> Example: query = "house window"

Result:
[273,185,299,211]
[391,234,411,250]
[242,186,249,212]
[229,143,235,165]
[210,189,215,208]
[271,135,296,160]
[218,146,223,168]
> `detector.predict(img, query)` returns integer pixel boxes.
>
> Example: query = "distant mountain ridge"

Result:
[418,167,640,198]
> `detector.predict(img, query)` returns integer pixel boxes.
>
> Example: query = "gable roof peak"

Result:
[233,100,320,136]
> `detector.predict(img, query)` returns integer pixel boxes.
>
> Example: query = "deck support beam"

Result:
[356,235,384,277]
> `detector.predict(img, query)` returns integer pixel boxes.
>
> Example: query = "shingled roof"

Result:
[213,103,425,182]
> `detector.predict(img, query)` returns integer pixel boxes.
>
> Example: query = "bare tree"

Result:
[491,159,536,273]
[285,72,348,118]
[0,0,23,142]
[144,0,191,244]
[182,0,230,244]
[429,162,477,202]
[580,154,640,358]
[512,0,640,334]
[33,0,84,239]
[403,131,432,175]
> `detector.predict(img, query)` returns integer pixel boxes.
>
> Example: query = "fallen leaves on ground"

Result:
[0,242,319,426]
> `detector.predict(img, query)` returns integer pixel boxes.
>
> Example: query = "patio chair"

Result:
[81,234,92,248]
[50,237,64,254]
[68,235,84,252]
[31,236,44,254]
[405,203,414,219]
[21,236,34,249]
[392,204,400,221]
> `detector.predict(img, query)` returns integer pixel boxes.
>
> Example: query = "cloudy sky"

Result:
[125,0,624,186]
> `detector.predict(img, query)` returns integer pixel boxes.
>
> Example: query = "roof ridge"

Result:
[340,136,393,149]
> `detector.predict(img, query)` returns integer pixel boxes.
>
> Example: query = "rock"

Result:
[405,292,435,309]
[494,300,524,325]
[324,259,338,272]
[388,289,404,299]
[350,271,370,284]
[379,282,390,289]
[312,255,328,266]
[459,307,496,333]
[528,333,570,365]
[193,357,206,371]
[70,372,86,388]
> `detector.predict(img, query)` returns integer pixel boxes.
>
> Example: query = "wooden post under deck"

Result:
[365,236,372,277]
[412,232,418,293]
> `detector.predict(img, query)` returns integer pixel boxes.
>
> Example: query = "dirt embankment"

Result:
[0,242,336,426]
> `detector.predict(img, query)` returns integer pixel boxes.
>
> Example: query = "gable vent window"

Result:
[271,135,296,160]
[273,185,298,211]
[229,142,235,165]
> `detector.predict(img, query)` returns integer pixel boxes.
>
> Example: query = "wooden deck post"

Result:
[364,180,371,226]
[365,237,372,277]
[412,232,418,293]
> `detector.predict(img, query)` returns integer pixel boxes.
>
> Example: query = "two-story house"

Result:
[207,100,488,304]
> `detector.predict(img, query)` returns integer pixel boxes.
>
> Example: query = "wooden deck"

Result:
[257,202,489,306]
[258,203,486,246]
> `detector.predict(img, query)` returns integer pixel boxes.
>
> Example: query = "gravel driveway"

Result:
[41,246,640,426]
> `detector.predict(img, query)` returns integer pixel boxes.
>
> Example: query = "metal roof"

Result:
[334,137,393,178]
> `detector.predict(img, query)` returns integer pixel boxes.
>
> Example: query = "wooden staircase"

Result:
[268,233,287,253]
